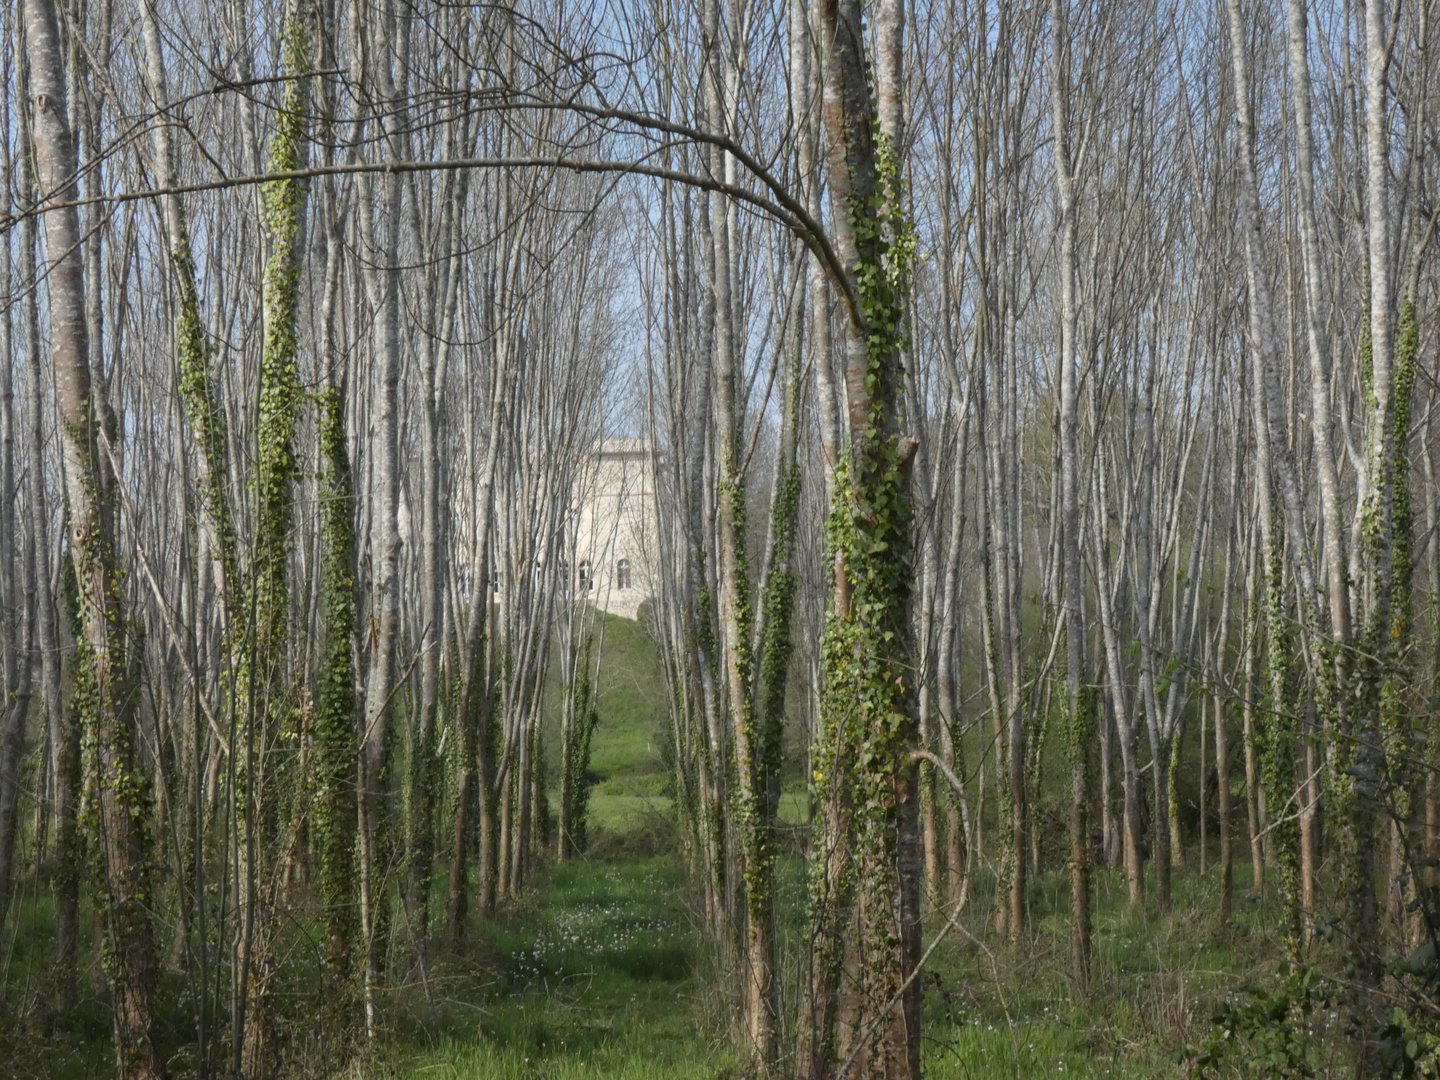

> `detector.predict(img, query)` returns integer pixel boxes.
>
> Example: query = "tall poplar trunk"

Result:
[805,0,922,1069]
[1131,332,1175,911]
[24,0,165,1073]
[1050,0,1089,983]
[404,142,462,958]
[358,167,402,1039]
[793,2,852,1068]
[1223,0,1314,940]
[1285,0,1351,718]
[140,0,238,611]
[239,7,311,1071]
[14,10,74,1009]
[355,0,406,1032]
[445,331,508,940]
[1342,0,1402,990]
[702,0,771,1058]
[937,447,969,905]
[1242,558,1265,895]
[1213,440,1242,924]
[0,179,34,937]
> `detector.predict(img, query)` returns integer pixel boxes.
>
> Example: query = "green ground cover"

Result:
[0,614,1304,1079]
[388,612,1287,1080]
[383,859,735,1080]
[550,614,674,837]
[378,854,1282,1080]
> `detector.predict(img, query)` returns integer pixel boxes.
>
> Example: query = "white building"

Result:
[572,438,661,620]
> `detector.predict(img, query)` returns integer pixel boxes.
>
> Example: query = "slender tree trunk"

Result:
[0,248,33,939]
[701,0,777,1057]
[24,0,165,1073]
[1214,449,1241,924]
[13,9,74,1009]
[937,449,969,904]
[1051,0,1089,984]
[1093,456,1143,906]
[1223,0,1314,944]
[0,60,32,938]
[1241,514,1265,894]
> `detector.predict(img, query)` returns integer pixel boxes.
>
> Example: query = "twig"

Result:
[834,892,972,1080]
[952,919,1024,1079]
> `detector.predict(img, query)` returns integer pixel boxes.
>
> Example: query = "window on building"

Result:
[616,558,632,590]
[579,561,592,591]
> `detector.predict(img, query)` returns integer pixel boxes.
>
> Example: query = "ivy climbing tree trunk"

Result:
[140,0,238,615]
[23,0,165,1074]
[805,0,922,1070]
[314,215,359,985]
[240,4,311,1073]
[1346,0,1405,994]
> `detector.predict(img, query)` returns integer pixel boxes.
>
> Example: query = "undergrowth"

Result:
[378,859,734,1080]
[368,851,1308,1080]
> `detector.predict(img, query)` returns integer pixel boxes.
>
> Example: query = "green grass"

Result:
[915,859,1294,1079]
[383,859,735,1080]
[381,854,1289,1080]
[6,606,1311,1080]
[544,613,673,838]
[587,794,672,834]
[778,780,809,826]
[589,615,668,778]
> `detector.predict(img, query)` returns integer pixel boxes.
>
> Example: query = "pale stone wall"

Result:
[573,438,660,619]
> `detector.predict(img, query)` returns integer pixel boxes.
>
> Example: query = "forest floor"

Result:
[375,858,735,1080]
[371,853,1292,1080]
[0,614,1305,1078]
[371,616,1297,1080]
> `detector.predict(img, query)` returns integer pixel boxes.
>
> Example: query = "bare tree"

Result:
[23,0,165,1074]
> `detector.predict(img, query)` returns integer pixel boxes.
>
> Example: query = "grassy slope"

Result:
[386,616,721,1079]
[587,614,672,835]
[547,612,673,838]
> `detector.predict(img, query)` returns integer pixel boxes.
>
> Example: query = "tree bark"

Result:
[1050,0,1089,985]
[24,0,165,1073]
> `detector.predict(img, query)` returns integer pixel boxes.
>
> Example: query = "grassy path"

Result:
[378,856,1287,1080]
[373,614,1286,1079]
[385,859,735,1080]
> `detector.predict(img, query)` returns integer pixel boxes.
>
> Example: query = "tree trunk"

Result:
[0,65,35,939]
[240,5,311,1070]
[24,0,165,1073]
[1050,0,1089,986]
